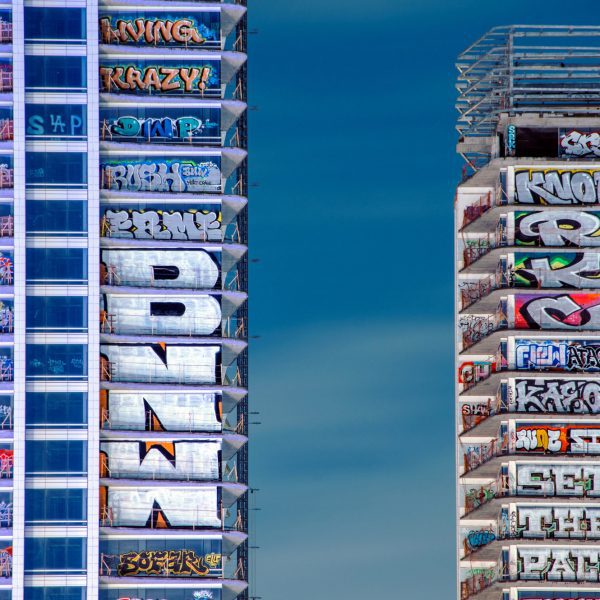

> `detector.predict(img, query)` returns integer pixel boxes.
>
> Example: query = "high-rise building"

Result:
[0,2,250,599]
[455,26,600,600]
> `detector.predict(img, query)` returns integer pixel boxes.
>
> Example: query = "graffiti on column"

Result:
[515,168,600,205]
[513,252,600,289]
[99,61,221,96]
[101,158,221,193]
[560,129,600,158]
[511,378,600,413]
[103,208,222,240]
[99,13,219,48]
[514,293,600,330]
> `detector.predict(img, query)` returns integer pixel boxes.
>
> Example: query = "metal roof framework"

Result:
[456,25,600,171]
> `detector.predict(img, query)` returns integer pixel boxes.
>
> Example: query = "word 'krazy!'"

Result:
[100,66,213,94]
[100,17,208,45]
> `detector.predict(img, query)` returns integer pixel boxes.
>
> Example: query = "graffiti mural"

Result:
[105,392,222,432]
[463,528,496,553]
[515,547,600,581]
[513,252,600,289]
[515,423,600,454]
[101,111,220,144]
[515,211,600,247]
[101,157,221,193]
[99,12,220,48]
[100,249,220,289]
[103,486,221,528]
[515,463,600,497]
[560,129,600,158]
[116,549,221,577]
[100,440,221,480]
[511,505,600,539]
[511,378,600,413]
[514,339,600,372]
[102,294,222,336]
[515,168,600,205]
[458,361,495,385]
[102,208,221,240]
[100,60,221,96]
[100,344,220,385]
[514,293,600,330]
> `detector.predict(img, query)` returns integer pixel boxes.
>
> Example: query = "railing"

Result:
[460,569,497,599]
[100,453,232,482]
[0,21,12,44]
[464,475,508,516]
[0,167,12,190]
[0,216,12,237]
[463,437,509,474]
[0,70,12,94]
[0,361,13,383]
[461,391,504,434]
[102,265,220,291]
[459,269,505,311]
[100,312,246,340]
[462,191,493,229]
[101,360,243,388]
[0,121,12,142]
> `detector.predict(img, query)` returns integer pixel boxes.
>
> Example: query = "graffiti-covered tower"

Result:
[0,1,251,599]
[456,26,600,600]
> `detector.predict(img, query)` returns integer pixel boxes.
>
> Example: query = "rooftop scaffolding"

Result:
[456,25,600,172]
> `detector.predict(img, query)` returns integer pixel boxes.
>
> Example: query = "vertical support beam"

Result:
[86,0,100,595]
[11,0,25,595]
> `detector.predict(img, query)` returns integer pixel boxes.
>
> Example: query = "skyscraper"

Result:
[455,26,600,600]
[0,2,249,599]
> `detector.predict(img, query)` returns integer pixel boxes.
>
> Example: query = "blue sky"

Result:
[247,1,600,597]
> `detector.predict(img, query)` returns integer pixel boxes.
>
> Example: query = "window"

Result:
[150,302,186,316]
[27,297,87,332]
[26,104,87,140]
[25,440,87,475]
[26,248,87,283]
[26,392,87,427]
[26,344,87,379]
[26,200,87,235]
[24,537,87,574]
[25,588,86,600]
[25,56,86,91]
[26,152,87,187]
[25,489,87,525]
[25,8,86,42]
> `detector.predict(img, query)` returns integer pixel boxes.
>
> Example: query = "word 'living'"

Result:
[100,17,208,45]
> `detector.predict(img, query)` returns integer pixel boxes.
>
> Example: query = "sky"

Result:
[246,1,600,597]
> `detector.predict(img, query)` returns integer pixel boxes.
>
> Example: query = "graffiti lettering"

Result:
[512,379,600,413]
[101,160,221,193]
[100,17,208,46]
[465,485,496,512]
[117,549,219,577]
[462,403,490,416]
[515,211,600,247]
[515,424,600,454]
[104,209,221,241]
[561,130,600,157]
[466,529,496,551]
[517,547,600,581]
[513,252,600,289]
[515,464,600,497]
[100,65,216,94]
[105,115,217,141]
[515,339,600,372]
[515,293,600,330]
[515,169,600,205]
[516,427,564,452]
[513,505,600,540]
